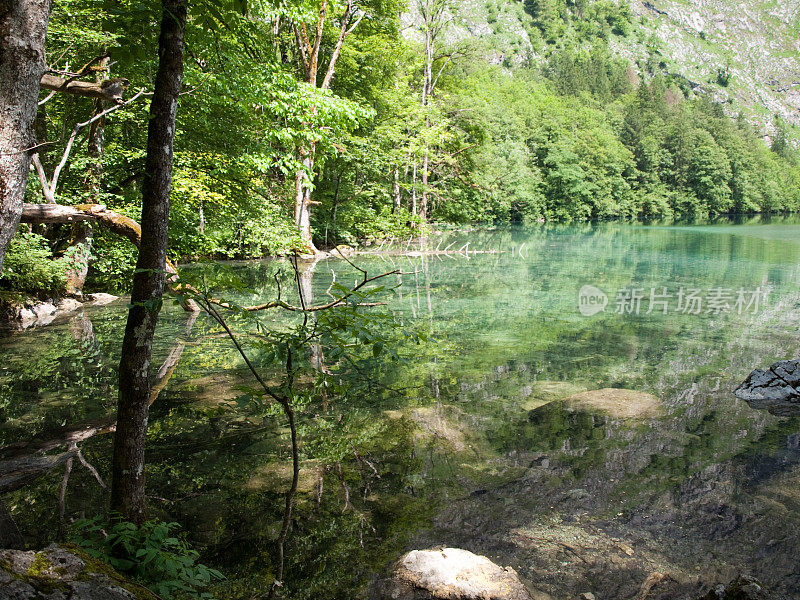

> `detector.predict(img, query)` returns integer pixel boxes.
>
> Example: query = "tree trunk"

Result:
[64,224,93,295]
[420,147,429,221]
[110,0,187,525]
[294,145,317,253]
[393,167,401,213]
[66,63,108,296]
[0,0,53,270]
[412,163,418,216]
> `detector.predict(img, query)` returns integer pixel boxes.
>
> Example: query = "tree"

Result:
[292,0,364,252]
[417,0,450,221]
[0,0,53,271]
[110,0,188,524]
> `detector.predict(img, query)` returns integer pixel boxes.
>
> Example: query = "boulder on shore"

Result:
[734,360,800,416]
[0,544,157,599]
[375,547,532,600]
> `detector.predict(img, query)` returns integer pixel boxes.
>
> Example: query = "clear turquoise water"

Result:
[2,218,800,598]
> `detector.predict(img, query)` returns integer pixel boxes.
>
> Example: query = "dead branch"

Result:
[20,202,197,311]
[40,73,129,104]
[210,269,398,313]
[31,89,149,204]
[321,0,354,89]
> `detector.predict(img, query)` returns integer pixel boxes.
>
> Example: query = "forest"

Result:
[2,0,800,599]
[2,0,799,300]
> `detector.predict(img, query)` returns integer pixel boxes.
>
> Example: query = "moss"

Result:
[62,544,159,600]
[25,552,52,578]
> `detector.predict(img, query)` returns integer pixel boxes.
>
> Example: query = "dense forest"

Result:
[2,0,799,300]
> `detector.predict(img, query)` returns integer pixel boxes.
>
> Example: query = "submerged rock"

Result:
[85,293,120,306]
[562,388,662,419]
[0,544,156,599]
[698,575,780,600]
[734,360,800,416]
[57,298,83,313]
[377,547,532,600]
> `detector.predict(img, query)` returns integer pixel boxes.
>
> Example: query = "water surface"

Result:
[2,218,800,599]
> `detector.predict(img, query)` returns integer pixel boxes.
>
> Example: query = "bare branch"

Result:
[321,0,354,90]
[210,269,399,312]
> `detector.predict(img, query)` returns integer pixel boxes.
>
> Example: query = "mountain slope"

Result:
[620,0,800,136]
[403,0,800,141]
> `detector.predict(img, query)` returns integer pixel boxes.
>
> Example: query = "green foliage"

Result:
[71,517,224,599]
[0,233,68,297]
[12,0,796,303]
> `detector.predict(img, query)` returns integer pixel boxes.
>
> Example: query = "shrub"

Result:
[0,232,68,297]
[71,517,224,600]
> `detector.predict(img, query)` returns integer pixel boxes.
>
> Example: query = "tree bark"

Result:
[393,167,401,213]
[65,59,109,295]
[110,0,187,525]
[0,0,53,270]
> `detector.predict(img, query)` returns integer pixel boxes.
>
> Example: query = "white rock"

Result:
[380,547,532,600]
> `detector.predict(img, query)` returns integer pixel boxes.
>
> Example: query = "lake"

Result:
[2,218,800,599]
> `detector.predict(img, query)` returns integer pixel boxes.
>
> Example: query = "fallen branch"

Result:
[21,202,197,311]
[40,73,129,104]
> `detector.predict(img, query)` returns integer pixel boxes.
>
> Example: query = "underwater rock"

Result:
[57,298,83,313]
[85,293,119,306]
[562,388,662,419]
[331,244,357,257]
[0,544,157,599]
[697,575,779,599]
[734,360,800,416]
[378,547,532,600]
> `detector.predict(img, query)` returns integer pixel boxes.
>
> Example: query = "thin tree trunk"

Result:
[294,144,316,253]
[0,0,53,270]
[412,163,418,216]
[64,224,93,295]
[420,25,433,222]
[110,0,187,525]
[66,60,108,296]
[86,57,109,202]
[421,147,429,221]
[393,167,401,213]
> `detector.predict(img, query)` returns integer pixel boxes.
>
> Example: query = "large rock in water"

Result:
[377,548,532,600]
[561,388,662,419]
[0,544,156,599]
[734,360,800,416]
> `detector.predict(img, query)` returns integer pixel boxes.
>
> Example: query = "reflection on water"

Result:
[2,218,800,599]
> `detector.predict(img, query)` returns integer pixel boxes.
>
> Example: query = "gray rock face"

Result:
[376,547,532,600]
[0,545,153,600]
[734,360,800,416]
